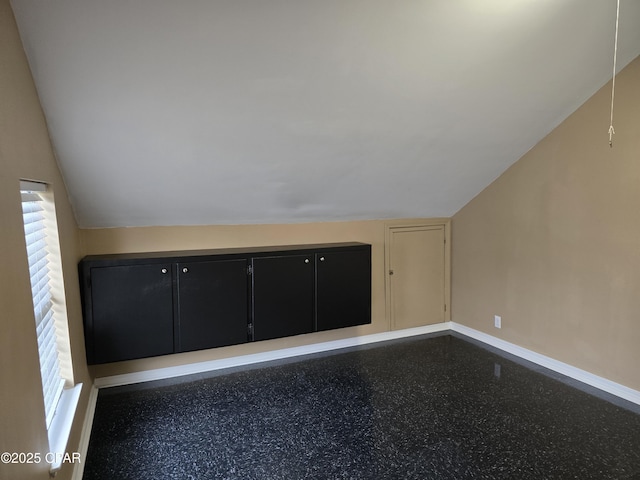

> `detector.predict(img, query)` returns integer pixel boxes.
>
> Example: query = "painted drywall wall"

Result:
[80,219,437,378]
[452,56,640,392]
[0,1,91,479]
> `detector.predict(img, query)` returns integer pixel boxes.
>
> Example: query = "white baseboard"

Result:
[94,323,452,389]
[450,322,640,406]
[92,321,640,408]
[71,385,99,480]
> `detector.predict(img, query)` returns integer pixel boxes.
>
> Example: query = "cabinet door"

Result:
[252,255,314,341]
[90,264,174,364]
[316,248,371,331]
[177,259,248,352]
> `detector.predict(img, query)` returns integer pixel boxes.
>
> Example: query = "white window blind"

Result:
[20,181,65,429]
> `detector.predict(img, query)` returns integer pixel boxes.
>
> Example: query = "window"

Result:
[20,180,81,473]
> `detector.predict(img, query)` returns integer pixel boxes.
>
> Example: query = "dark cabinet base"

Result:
[252,254,315,341]
[316,250,372,332]
[79,243,371,364]
[177,259,249,352]
[89,263,174,364]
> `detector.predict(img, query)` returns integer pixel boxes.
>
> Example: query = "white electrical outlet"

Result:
[494,315,502,329]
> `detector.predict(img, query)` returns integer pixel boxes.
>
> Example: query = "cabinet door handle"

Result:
[320,256,325,262]
[304,258,310,264]
[161,268,168,274]
[182,267,189,273]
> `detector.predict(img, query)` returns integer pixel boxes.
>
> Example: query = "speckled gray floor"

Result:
[83,334,640,479]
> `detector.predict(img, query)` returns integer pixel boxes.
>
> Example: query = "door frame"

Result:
[384,218,451,330]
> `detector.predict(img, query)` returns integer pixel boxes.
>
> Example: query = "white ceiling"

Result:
[10,0,640,228]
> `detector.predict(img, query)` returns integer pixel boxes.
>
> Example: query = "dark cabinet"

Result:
[79,243,371,364]
[252,255,315,341]
[89,263,174,364]
[177,259,249,352]
[316,250,371,332]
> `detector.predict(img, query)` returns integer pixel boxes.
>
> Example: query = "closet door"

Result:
[387,224,447,330]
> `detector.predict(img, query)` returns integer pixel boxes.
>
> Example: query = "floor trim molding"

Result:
[94,323,452,389]
[92,322,640,407]
[71,385,99,480]
[450,322,640,406]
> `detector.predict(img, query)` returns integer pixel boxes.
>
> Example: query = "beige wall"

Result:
[0,2,91,479]
[452,56,640,391]
[81,220,396,378]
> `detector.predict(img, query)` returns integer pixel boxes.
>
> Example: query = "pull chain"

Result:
[608,0,620,148]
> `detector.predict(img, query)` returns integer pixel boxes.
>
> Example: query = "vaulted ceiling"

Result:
[10,0,640,228]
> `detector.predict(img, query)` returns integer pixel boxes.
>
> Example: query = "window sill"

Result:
[48,383,83,474]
